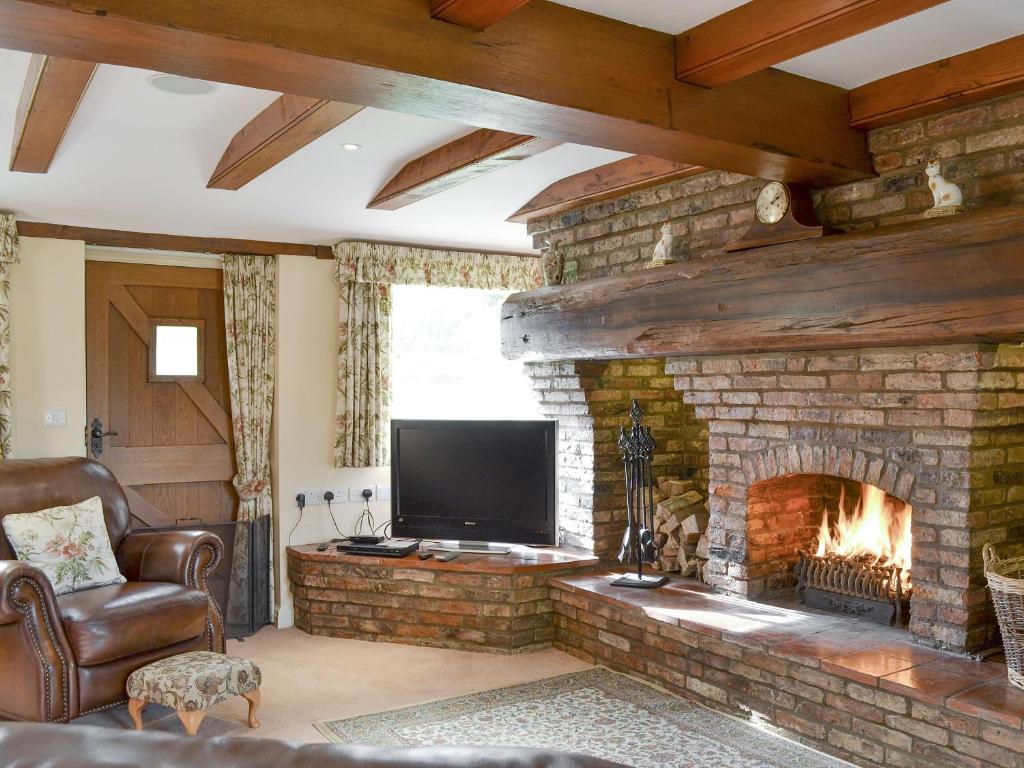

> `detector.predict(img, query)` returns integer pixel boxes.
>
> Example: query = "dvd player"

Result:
[336,538,419,557]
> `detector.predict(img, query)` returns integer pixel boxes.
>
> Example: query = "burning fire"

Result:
[814,483,913,590]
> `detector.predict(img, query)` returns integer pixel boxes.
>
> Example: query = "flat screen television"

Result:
[390,420,557,546]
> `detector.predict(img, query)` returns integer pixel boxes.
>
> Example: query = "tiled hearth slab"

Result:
[552,571,1024,767]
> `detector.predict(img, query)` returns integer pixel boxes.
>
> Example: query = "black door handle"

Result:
[89,418,119,459]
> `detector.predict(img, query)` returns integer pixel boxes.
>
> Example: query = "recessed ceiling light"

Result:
[147,74,217,96]
[341,143,362,152]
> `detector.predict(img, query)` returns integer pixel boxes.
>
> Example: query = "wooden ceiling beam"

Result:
[508,156,705,223]
[849,34,1024,129]
[0,0,871,187]
[675,0,950,88]
[15,222,334,259]
[10,54,97,173]
[430,0,532,30]
[369,129,559,211]
[208,95,364,190]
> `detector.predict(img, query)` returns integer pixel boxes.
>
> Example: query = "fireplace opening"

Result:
[746,474,913,626]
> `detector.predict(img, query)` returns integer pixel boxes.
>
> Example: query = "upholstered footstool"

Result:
[126,651,262,736]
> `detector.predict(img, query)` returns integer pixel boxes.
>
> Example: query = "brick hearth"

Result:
[552,572,1024,768]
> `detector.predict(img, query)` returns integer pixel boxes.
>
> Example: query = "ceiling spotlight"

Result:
[341,143,362,152]
[147,74,217,96]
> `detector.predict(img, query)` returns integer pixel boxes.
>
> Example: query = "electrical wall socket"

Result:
[44,409,67,429]
[347,486,363,503]
[322,488,344,505]
[375,484,391,501]
[295,487,324,506]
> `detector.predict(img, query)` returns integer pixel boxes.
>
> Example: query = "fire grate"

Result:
[795,550,910,626]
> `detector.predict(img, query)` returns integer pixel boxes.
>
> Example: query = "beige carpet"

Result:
[75,626,593,742]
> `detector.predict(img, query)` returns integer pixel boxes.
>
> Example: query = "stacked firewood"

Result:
[650,477,710,580]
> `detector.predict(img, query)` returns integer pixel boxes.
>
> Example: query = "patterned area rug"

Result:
[315,668,851,768]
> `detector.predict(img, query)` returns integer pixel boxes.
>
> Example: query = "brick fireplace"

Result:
[526,344,1024,655]
[665,344,1024,655]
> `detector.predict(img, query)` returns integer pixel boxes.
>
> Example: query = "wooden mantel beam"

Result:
[675,0,949,88]
[369,129,559,211]
[430,0,532,30]
[209,95,364,190]
[849,34,1024,129]
[508,156,705,224]
[501,206,1024,361]
[10,54,97,173]
[0,0,871,186]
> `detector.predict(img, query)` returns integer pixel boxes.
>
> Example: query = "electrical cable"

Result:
[288,493,306,546]
[324,491,345,537]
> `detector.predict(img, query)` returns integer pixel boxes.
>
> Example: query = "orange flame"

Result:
[814,483,913,590]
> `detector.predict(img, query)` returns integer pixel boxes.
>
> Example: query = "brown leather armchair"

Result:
[0,457,225,723]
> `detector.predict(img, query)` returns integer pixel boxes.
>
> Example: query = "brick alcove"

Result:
[527,358,709,563]
[669,344,1024,654]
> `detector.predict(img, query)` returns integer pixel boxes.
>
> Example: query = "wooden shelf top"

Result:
[287,544,598,575]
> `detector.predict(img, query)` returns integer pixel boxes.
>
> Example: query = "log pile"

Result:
[650,476,710,580]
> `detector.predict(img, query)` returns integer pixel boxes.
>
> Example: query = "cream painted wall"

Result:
[8,239,384,627]
[273,256,389,628]
[10,237,87,459]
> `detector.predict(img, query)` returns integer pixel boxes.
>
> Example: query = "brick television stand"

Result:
[287,545,597,653]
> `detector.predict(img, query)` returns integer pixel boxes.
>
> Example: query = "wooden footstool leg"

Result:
[241,689,261,729]
[177,708,207,736]
[127,698,145,731]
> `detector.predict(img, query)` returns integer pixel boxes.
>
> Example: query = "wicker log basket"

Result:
[983,543,1024,690]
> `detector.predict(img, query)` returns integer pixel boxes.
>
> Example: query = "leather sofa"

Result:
[0,457,225,723]
[0,723,628,768]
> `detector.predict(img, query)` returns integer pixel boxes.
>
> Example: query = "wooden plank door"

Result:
[86,261,237,528]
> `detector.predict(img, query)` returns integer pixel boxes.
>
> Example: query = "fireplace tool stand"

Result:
[612,399,668,589]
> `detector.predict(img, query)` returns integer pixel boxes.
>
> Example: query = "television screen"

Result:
[390,420,557,545]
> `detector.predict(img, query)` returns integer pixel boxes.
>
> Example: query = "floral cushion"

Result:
[127,652,261,711]
[2,496,126,595]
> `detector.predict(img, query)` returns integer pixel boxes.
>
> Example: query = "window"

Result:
[390,285,540,420]
[149,320,204,381]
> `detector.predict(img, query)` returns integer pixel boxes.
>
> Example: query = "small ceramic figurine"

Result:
[648,223,675,268]
[541,239,564,287]
[923,161,964,218]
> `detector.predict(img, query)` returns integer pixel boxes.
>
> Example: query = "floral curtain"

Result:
[0,214,19,461]
[222,253,277,621]
[332,241,541,468]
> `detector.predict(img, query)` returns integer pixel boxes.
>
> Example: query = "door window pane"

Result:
[152,324,201,379]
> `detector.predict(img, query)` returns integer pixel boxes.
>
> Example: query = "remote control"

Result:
[418,551,434,560]
[436,552,459,562]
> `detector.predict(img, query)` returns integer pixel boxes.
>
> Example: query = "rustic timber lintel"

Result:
[16,221,334,259]
[501,205,1024,361]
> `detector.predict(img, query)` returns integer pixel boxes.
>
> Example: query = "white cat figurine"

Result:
[924,161,963,218]
[649,223,675,267]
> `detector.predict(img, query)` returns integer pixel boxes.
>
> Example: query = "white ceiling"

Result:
[555,0,1024,88]
[0,52,625,254]
[1,0,1022,254]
